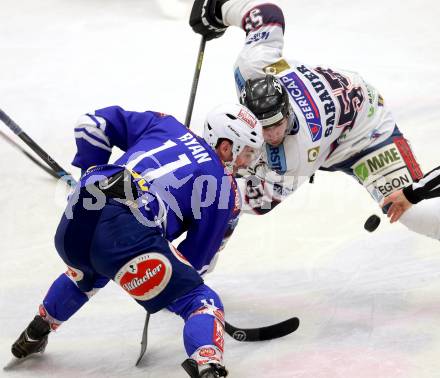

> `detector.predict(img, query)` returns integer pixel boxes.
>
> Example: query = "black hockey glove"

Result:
[189,0,229,41]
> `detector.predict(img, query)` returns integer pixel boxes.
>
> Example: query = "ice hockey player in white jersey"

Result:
[189,0,440,240]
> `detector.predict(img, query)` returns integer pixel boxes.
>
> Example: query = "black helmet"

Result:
[240,75,290,128]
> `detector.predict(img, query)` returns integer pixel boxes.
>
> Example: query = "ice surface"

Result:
[1,0,439,377]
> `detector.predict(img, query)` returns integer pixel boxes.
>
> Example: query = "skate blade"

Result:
[3,357,27,370]
[3,352,43,370]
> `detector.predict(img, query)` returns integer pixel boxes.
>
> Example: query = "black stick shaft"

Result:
[0,129,60,179]
[0,108,73,180]
[137,36,207,367]
[184,37,206,127]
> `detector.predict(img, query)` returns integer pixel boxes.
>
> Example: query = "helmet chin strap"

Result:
[285,111,298,135]
[223,161,234,174]
[232,143,244,163]
[219,143,241,175]
[225,143,263,175]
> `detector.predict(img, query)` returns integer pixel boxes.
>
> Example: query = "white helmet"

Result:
[204,103,263,164]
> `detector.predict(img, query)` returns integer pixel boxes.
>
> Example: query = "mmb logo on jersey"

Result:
[353,145,403,183]
[354,162,369,181]
[279,72,322,142]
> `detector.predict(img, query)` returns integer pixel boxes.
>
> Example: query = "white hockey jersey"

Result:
[222,0,397,206]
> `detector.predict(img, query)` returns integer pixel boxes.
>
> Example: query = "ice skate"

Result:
[182,358,228,378]
[11,315,50,359]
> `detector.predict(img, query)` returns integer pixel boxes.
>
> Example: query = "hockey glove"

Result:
[189,0,229,41]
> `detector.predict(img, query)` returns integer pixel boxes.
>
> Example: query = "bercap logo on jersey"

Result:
[280,71,323,142]
[115,253,172,301]
[296,65,336,135]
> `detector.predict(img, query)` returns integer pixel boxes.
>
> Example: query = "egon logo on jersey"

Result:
[115,253,172,300]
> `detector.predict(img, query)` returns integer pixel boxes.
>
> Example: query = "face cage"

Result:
[227,142,262,174]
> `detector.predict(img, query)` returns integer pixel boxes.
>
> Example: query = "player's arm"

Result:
[237,175,281,215]
[72,106,164,171]
[237,161,297,215]
[403,166,440,203]
[383,166,440,222]
[177,178,240,275]
[190,0,285,91]
[223,1,285,91]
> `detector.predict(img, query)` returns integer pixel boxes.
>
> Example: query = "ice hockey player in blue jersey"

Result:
[10,103,263,378]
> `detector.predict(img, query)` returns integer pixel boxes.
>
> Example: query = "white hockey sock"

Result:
[190,345,224,366]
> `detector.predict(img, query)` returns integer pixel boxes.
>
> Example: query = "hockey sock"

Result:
[168,284,225,365]
[41,273,90,324]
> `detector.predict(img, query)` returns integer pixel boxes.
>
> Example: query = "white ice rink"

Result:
[1,0,440,377]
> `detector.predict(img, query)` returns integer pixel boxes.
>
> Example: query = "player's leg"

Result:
[11,271,109,359]
[90,201,227,377]
[168,284,228,378]
[11,203,108,359]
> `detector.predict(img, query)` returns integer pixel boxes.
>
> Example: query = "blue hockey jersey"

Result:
[71,106,240,274]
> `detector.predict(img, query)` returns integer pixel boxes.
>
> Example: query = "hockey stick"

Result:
[185,36,206,127]
[135,312,150,366]
[136,36,300,364]
[182,38,302,342]
[136,36,208,367]
[225,316,300,342]
[0,111,154,365]
[0,108,75,185]
[0,111,153,365]
[0,129,60,179]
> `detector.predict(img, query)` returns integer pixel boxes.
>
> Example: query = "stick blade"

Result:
[135,312,150,367]
[225,317,300,342]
